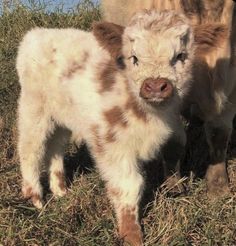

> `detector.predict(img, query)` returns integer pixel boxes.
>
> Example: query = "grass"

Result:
[0,1,236,245]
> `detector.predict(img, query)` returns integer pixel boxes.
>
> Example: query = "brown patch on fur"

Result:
[54,171,67,191]
[194,23,229,56]
[126,94,147,122]
[119,207,143,246]
[93,21,124,60]
[49,59,55,65]
[105,129,116,143]
[31,194,42,205]
[94,22,126,92]
[67,61,84,77]
[98,62,118,92]
[62,58,87,79]
[91,125,104,153]
[82,51,89,63]
[23,185,33,199]
[23,184,42,206]
[108,187,121,198]
[104,106,128,128]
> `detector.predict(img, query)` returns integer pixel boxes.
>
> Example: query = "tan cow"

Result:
[101,0,236,198]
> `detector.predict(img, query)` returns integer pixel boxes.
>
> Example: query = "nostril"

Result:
[145,82,154,92]
[160,83,168,92]
[140,78,173,100]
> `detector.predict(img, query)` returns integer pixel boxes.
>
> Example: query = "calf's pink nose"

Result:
[140,78,173,100]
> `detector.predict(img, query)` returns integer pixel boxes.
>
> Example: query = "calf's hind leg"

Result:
[44,127,72,197]
[18,94,54,208]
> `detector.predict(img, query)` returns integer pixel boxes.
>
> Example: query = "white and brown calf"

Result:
[17,11,194,245]
[102,0,236,198]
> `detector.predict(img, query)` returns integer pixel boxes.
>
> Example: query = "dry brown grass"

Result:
[0,1,236,245]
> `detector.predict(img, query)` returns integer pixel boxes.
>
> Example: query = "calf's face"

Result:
[93,10,194,105]
[122,10,194,104]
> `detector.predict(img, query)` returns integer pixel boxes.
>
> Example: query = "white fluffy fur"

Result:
[101,0,236,198]
[17,10,194,245]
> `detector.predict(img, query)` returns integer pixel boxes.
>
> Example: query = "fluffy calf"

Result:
[17,11,194,245]
[102,0,236,198]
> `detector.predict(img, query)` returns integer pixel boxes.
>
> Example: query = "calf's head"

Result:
[93,10,194,105]
[123,10,194,104]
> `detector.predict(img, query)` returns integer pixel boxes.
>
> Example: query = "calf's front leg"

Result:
[97,156,144,246]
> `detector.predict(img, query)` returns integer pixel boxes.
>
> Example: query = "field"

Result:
[0,1,236,245]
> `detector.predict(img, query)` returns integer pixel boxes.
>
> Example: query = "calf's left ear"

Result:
[92,21,125,61]
[193,24,229,56]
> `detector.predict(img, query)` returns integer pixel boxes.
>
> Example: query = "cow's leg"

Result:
[45,127,72,197]
[18,94,54,208]
[204,106,235,198]
[97,156,144,246]
[162,122,186,193]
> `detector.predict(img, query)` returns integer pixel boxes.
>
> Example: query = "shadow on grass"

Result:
[41,142,95,199]
[140,118,210,218]
[64,143,95,182]
[183,119,209,179]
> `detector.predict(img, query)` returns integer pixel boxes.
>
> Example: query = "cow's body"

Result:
[101,0,236,197]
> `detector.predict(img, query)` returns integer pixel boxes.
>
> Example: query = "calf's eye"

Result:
[171,52,187,66]
[129,55,139,66]
[176,52,187,63]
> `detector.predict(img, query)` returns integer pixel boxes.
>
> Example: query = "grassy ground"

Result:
[0,1,236,245]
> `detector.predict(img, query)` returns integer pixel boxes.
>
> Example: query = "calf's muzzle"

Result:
[140,78,173,101]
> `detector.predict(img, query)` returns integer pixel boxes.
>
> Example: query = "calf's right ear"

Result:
[92,21,125,61]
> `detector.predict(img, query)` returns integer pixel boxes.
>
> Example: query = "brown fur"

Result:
[126,95,147,122]
[179,0,225,23]
[93,22,124,60]
[93,22,126,93]
[91,125,104,154]
[104,106,128,128]
[54,171,67,192]
[31,194,42,206]
[119,207,143,246]
[62,61,85,79]
[108,187,122,198]
[194,24,229,56]
[105,129,116,143]
[98,63,117,92]
[23,184,41,206]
